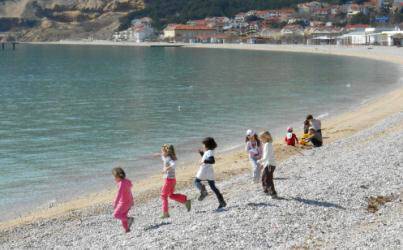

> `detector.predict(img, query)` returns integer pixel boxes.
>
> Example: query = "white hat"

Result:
[246,129,256,136]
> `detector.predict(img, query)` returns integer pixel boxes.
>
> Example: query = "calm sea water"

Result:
[0,44,400,220]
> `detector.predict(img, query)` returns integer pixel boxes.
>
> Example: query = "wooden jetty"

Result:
[1,42,18,51]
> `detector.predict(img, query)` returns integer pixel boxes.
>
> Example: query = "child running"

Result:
[284,127,298,146]
[257,131,277,197]
[194,137,227,209]
[160,144,191,219]
[112,167,134,233]
[245,129,262,183]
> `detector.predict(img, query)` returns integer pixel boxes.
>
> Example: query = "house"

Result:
[337,30,367,45]
[281,24,305,43]
[372,28,403,46]
[357,27,402,45]
[392,33,403,46]
[187,19,207,26]
[259,28,282,42]
[312,7,330,18]
[337,27,377,45]
[113,17,155,42]
[235,12,247,23]
[329,5,342,17]
[278,8,296,21]
[306,26,344,45]
[163,24,216,42]
[281,25,304,36]
[297,1,323,14]
[255,10,271,19]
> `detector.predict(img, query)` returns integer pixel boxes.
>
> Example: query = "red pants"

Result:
[161,178,187,213]
[114,204,131,231]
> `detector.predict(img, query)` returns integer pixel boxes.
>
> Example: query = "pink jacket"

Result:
[113,178,134,209]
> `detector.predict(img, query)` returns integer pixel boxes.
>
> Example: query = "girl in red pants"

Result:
[160,144,191,218]
[112,167,134,233]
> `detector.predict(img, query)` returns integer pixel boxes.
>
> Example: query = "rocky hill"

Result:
[0,0,144,41]
[0,0,336,42]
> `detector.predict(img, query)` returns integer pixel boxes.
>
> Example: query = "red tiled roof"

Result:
[256,10,270,15]
[345,24,369,29]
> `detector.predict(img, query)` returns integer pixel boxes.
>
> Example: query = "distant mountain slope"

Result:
[122,0,321,30]
[0,0,344,41]
[0,0,144,41]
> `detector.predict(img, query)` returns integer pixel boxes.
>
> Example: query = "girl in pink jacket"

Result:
[112,167,134,233]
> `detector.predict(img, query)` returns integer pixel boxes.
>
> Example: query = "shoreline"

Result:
[1,43,403,232]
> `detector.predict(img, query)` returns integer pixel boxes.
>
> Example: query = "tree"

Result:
[350,13,370,24]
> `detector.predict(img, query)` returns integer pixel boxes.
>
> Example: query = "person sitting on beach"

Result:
[245,129,262,183]
[160,144,191,219]
[112,167,134,233]
[257,131,277,197]
[284,127,298,146]
[305,127,323,147]
[300,120,311,146]
[194,137,227,209]
[306,114,322,136]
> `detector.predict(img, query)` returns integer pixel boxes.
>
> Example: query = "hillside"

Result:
[0,0,145,41]
[125,0,313,30]
[0,0,348,41]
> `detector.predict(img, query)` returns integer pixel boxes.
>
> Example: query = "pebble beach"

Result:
[1,111,402,249]
[1,45,403,249]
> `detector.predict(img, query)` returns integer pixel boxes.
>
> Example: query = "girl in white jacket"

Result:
[257,131,277,197]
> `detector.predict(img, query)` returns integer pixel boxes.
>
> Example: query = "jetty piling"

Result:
[1,42,17,51]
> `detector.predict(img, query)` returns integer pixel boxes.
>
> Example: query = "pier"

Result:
[1,42,18,51]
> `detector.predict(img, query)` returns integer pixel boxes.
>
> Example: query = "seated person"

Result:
[305,127,323,147]
[300,120,311,146]
[284,127,298,146]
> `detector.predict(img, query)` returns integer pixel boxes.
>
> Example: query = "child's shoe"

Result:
[217,200,227,209]
[198,190,208,201]
[198,185,208,201]
[160,212,170,219]
[185,200,192,212]
[127,217,134,230]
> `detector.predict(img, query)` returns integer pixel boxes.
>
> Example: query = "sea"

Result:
[0,44,400,221]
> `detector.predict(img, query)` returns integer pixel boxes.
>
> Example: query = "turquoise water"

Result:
[0,44,400,220]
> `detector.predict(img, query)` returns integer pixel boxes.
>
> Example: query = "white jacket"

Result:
[257,142,276,167]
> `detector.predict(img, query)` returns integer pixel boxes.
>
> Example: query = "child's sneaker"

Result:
[217,200,227,209]
[127,217,134,230]
[198,190,208,201]
[185,200,191,212]
[160,212,170,219]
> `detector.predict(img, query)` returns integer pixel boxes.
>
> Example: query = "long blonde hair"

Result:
[259,131,273,143]
[161,144,177,161]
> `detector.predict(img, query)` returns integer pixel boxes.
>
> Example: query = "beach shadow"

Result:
[247,202,276,208]
[292,197,345,210]
[273,177,288,180]
[271,196,290,201]
[144,222,172,231]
